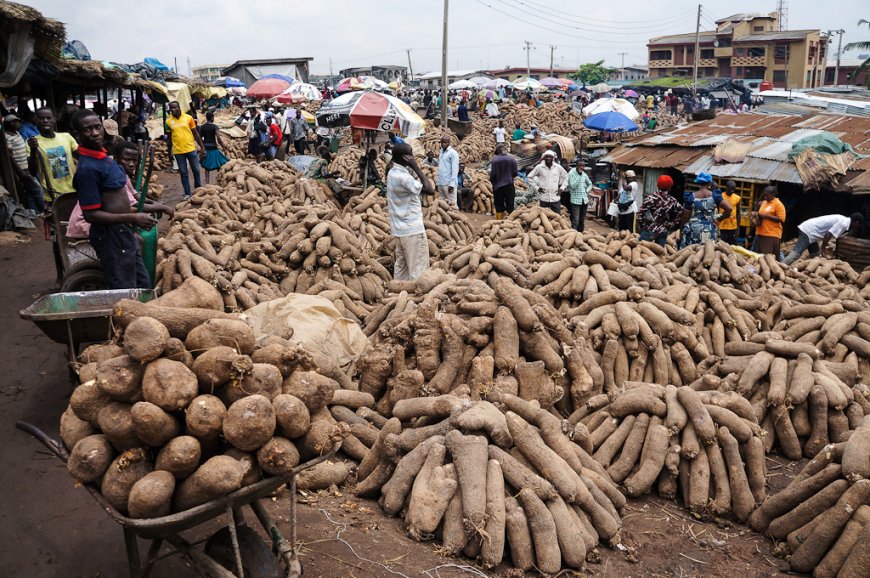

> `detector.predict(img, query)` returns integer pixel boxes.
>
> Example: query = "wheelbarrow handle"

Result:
[16,421,70,462]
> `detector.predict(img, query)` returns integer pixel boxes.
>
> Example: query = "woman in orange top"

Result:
[753,186,786,256]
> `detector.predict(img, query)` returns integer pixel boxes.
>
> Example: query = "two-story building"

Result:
[647,12,826,89]
[192,64,229,83]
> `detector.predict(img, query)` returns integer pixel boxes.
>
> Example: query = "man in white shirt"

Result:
[386,143,436,280]
[485,99,500,117]
[436,135,460,208]
[493,120,506,146]
[527,150,567,214]
[783,213,863,265]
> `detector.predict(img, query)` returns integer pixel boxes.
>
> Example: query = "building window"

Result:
[774,45,790,64]
[700,49,714,59]
[717,38,732,47]
[773,70,787,82]
[826,70,835,83]
[754,25,764,32]
[650,50,672,60]
[749,47,765,57]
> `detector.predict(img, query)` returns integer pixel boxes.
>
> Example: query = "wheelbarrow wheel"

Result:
[60,261,106,292]
[205,525,284,578]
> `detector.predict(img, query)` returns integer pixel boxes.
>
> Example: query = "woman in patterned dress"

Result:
[679,172,732,248]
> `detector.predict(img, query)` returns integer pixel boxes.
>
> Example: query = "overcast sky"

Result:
[26,0,870,76]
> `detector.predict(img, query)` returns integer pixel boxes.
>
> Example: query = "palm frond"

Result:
[843,41,870,51]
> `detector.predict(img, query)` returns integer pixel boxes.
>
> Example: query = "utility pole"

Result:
[524,41,533,79]
[692,4,701,97]
[405,49,414,84]
[833,29,845,86]
[549,45,557,77]
[618,52,628,81]
[441,0,449,124]
[329,58,333,77]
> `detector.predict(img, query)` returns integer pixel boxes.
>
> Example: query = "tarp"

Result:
[191,85,227,99]
[62,40,90,60]
[0,19,35,87]
[243,294,368,371]
[788,132,861,160]
[143,57,170,71]
[165,81,193,113]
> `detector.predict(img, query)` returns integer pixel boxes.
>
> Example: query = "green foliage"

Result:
[570,61,611,85]
[842,19,870,88]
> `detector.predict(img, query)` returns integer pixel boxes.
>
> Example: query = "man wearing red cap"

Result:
[638,175,683,246]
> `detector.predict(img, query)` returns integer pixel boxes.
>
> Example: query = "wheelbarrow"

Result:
[20,288,156,380]
[17,421,334,578]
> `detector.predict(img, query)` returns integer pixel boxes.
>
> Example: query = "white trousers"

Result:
[437,185,457,208]
[394,232,430,281]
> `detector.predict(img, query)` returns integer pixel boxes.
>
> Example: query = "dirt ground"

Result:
[0,171,794,577]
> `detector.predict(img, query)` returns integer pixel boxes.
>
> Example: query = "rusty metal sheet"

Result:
[843,171,870,193]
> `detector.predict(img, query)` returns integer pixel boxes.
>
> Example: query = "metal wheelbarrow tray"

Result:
[17,421,330,578]
[19,289,156,364]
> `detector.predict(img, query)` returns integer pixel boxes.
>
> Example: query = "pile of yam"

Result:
[341,391,624,572]
[751,422,870,577]
[327,147,387,185]
[573,383,767,521]
[154,161,390,310]
[62,287,356,518]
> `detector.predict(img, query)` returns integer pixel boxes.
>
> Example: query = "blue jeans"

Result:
[89,223,151,289]
[783,232,819,265]
[175,151,202,198]
[639,230,668,246]
[21,174,45,213]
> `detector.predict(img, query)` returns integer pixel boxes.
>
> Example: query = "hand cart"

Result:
[17,421,334,578]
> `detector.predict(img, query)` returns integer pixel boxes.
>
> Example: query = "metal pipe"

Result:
[440,0,449,124]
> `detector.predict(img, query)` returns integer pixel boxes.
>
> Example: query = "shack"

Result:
[222,58,313,86]
[602,112,870,241]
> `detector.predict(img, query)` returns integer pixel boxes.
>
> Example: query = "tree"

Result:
[843,19,870,88]
[570,61,612,86]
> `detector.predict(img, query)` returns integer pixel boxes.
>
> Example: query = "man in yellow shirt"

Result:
[26,107,78,200]
[165,101,205,199]
[718,180,741,244]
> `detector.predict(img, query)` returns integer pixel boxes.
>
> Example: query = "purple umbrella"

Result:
[539,77,563,88]
[623,89,639,98]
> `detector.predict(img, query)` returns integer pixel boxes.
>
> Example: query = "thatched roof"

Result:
[0,1,66,64]
[53,59,128,85]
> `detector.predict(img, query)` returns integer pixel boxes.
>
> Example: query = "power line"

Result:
[515,0,698,26]
[494,0,698,36]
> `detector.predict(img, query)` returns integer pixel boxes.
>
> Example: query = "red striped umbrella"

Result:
[315,90,425,138]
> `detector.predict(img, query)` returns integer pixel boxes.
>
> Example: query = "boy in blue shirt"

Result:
[70,109,156,289]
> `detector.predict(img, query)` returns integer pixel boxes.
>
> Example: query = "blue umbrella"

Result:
[583,111,639,133]
[213,76,246,87]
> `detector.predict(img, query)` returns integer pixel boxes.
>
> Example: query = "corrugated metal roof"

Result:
[748,140,794,161]
[602,146,705,170]
[843,171,870,192]
[648,32,717,45]
[683,155,802,183]
[607,112,869,190]
[735,30,817,42]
